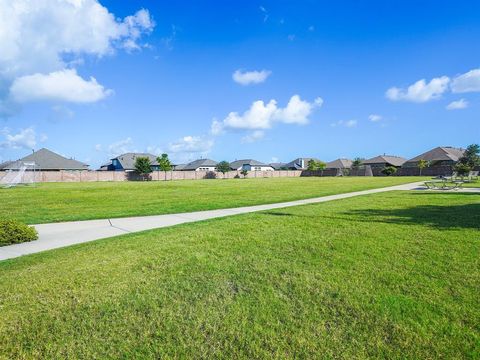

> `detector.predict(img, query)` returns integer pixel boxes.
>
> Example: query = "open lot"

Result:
[0,191,478,358]
[1,177,424,224]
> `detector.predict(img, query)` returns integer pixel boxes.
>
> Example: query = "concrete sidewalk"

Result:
[0,182,427,261]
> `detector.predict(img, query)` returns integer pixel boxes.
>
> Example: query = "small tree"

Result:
[134,156,152,180]
[454,163,471,178]
[417,159,429,176]
[381,166,397,176]
[216,161,231,178]
[157,153,172,181]
[352,157,363,168]
[458,144,480,169]
[307,159,317,171]
[240,169,248,178]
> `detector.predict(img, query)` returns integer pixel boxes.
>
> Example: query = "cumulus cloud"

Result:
[0,127,46,149]
[451,68,480,93]
[108,137,135,156]
[168,135,214,154]
[241,130,265,143]
[10,69,112,103]
[232,69,271,85]
[368,114,383,122]
[386,76,450,103]
[0,0,154,110]
[446,99,469,110]
[331,119,357,128]
[211,95,323,135]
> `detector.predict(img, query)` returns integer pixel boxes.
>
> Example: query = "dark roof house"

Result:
[403,146,465,167]
[326,158,353,169]
[229,159,274,171]
[284,157,322,170]
[1,148,89,171]
[269,162,287,170]
[179,159,218,171]
[363,155,406,168]
[107,153,160,171]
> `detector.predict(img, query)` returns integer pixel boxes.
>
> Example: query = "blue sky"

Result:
[0,0,479,167]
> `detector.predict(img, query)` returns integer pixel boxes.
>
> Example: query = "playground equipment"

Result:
[0,162,37,188]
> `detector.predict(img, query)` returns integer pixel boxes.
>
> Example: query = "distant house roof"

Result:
[326,158,353,169]
[269,162,287,170]
[363,155,406,167]
[181,159,218,170]
[405,146,465,163]
[2,148,89,170]
[0,161,14,170]
[284,157,321,170]
[229,159,269,169]
[174,164,186,170]
[112,153,159,170]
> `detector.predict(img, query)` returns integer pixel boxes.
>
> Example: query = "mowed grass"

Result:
[0,192,478,359]
[0,176,424,224]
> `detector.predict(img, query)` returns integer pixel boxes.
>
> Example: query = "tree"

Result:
[454,163,471,178]
[417,159,429,176]
[458,144,480,169]
[381,166,397,176]
[307,159,327,171]
[352,157,363,168]
[216,161,231,177]
[134,157,152,180]
[157,153,172,181]
[240,169,248,178]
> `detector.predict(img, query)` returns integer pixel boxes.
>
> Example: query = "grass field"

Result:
[0,191,478,358]
[0,177,425,224]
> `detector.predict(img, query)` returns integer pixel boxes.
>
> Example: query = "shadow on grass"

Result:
[262,211,294,217]
[345,203,480,230]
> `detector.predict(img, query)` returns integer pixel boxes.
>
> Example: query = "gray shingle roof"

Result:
[269,162,287,170]
[3,148,89,170]
[363,155,406,167]
[326,158,353,169]
[112,153,159,170]
[405,146,465,163]
[181,159,218,170]
[284,157,321,170]
[229,159,268,169]
[0,161,14,170]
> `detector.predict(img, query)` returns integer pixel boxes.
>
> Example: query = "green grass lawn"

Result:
[0,177,424,224]
[0,191,478,358]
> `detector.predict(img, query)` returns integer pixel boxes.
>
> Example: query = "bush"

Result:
[381,166,397,176]
[0,220,38,246]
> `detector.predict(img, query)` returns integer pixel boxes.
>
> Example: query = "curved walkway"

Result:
[0,181,447,261]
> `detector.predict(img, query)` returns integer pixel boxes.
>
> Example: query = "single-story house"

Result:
[325,158,353,170]
[284,157,323,170]
[402,146,465,168]
[269,162,288,170]
[0,148,89,171]
[178,159,218,171]
[230,159,274,171]
[363,155,406,168]
[102,153,160,171]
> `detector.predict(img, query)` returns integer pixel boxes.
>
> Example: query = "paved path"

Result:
[0,181,459,261]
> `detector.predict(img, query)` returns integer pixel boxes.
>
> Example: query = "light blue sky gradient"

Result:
[1,0,479,167]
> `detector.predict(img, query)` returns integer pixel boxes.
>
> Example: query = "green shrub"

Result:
[381,166,397,176]
[0,220,38,246]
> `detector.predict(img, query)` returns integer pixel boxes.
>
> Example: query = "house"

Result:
[284,157,322,170]
[103,153,160,171]
[0,148,89,171]
[363,155,406,169]
[325,158,353,170]
[178,159,218,171]
[269,162,288,170]
[402,146,465,168]
[229,159,274,171]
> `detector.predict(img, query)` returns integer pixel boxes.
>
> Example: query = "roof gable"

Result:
[363,155,406,167]
[406,146,465,163]
[5,148,88,170]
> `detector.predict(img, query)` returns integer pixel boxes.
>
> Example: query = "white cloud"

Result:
[232,69,271,85]
[10,69,113,103]
[451,68,480,93]
[108,137,135,156]
[331,119,357,128]
[94,144,103,151]
[446,99,469,110]
[0,1,154,109]
[168,136,214,154]
[0,127,46,149]
[211,95,323,135]
[241,130,265,143]
[368,114,382,122]
[386,76,450,103]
